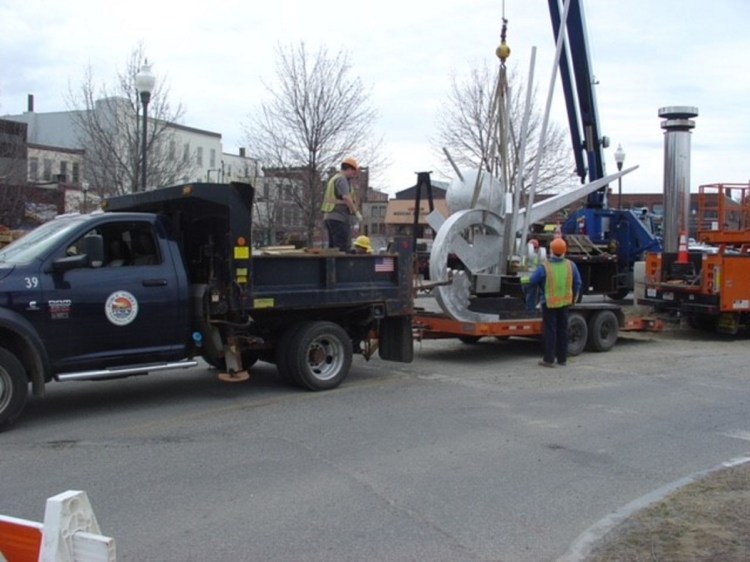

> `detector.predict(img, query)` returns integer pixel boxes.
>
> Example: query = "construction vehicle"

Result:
[0,182,414,430]
[548,0,662,298]
[405,0,664,352]
[642,183,750,334]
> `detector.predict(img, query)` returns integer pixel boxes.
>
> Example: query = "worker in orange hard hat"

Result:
[527,237,582,368]
[353,235,373,254]
[321,157,363,252]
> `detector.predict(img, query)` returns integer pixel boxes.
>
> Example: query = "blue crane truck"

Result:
[0,182,414,430]
[547,0,661,299]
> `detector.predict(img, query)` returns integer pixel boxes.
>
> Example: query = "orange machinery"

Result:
[643,183,750,333]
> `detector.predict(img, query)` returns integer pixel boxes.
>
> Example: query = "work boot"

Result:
[538,360,555,368]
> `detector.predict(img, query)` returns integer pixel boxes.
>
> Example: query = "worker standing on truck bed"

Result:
[528,238,582,368]
[322,157,363,252]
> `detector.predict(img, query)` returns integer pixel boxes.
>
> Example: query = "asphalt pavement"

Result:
[1,306,749,561]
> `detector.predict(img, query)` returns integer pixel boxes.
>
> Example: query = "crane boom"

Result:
[548,0,608,208]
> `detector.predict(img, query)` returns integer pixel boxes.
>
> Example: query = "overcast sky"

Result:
[1,0,748,196]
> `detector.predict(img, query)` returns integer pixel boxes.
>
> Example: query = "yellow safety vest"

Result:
[321,173,345,213]
[543,260,574,308]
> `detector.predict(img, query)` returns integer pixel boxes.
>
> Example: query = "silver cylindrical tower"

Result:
[659,106,698,253]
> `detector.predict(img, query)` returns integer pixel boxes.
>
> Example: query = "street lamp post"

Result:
[134,61,155,192]
[614,144,626,209]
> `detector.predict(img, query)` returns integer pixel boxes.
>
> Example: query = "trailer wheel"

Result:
[587,310,619,352]
[0,348,28,431]
[567,313,588,357]
[288,322,352,391]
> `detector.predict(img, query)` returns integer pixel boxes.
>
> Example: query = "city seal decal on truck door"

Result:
[105,291,139,326]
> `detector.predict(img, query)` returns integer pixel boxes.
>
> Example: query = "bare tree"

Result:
[66,45,193,197]
[252,176,303,246]
[0,120,29,227]
[244,42,384,245]
[434,62,577,201]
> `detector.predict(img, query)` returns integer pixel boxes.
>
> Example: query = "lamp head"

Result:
[135,61,156,95]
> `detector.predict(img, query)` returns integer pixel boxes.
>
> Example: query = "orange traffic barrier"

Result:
[0,515,43,562]
[676,230,689,264]
[0,490,115,562]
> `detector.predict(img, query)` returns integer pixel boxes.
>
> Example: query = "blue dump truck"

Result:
[0,182,414,430]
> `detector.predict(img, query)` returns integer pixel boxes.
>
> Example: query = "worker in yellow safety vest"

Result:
[528,237,582,368]
[321,157,363,252]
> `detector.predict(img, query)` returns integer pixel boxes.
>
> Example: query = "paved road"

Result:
[1,326,749,561]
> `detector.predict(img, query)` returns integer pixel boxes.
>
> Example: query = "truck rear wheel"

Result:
[0,348,28,431]
[567,313,588,357]
[286,322,352,391]
[276,324,306,386]
[587,310,619,352]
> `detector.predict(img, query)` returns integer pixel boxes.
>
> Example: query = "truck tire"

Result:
[0,348,28,431]
[567,313,588,357]
[686,314,718,332]
[287,322,352,391]
[587,310,619,352]
[276,324,306,386]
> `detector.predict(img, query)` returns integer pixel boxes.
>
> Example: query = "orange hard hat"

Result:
[342,157,359,171]
[550,238,567,256]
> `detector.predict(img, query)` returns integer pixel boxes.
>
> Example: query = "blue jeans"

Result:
[325,219,351,252]
[523,284,539,311]
[541,304,570,364]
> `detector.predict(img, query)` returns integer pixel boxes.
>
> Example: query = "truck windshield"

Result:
[0,217,86,264]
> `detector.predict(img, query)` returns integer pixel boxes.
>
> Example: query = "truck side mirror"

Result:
[51,254,89,272]
[50,234,105,272]
[84,234,104,268]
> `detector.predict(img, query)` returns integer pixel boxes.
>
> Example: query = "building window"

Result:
[72,162,80,184]
[183,143,190,163]
[43,159,53,181]
[210,149,216,168]
[196,147,203,166]
[169,140,176,160]
[60,161,68,182]
[29,157,39,181]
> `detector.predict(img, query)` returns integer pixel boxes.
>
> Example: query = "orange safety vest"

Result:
[543,260,574,308]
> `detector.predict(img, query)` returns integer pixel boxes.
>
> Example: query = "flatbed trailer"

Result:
[413,302,662,356]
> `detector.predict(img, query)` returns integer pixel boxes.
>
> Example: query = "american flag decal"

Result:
[375,257,395,273]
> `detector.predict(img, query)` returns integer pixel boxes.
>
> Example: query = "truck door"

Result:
[37,219,189,372]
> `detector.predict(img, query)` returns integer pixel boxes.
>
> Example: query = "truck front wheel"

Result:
[0,348,29,431]
[285,322,352,391]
